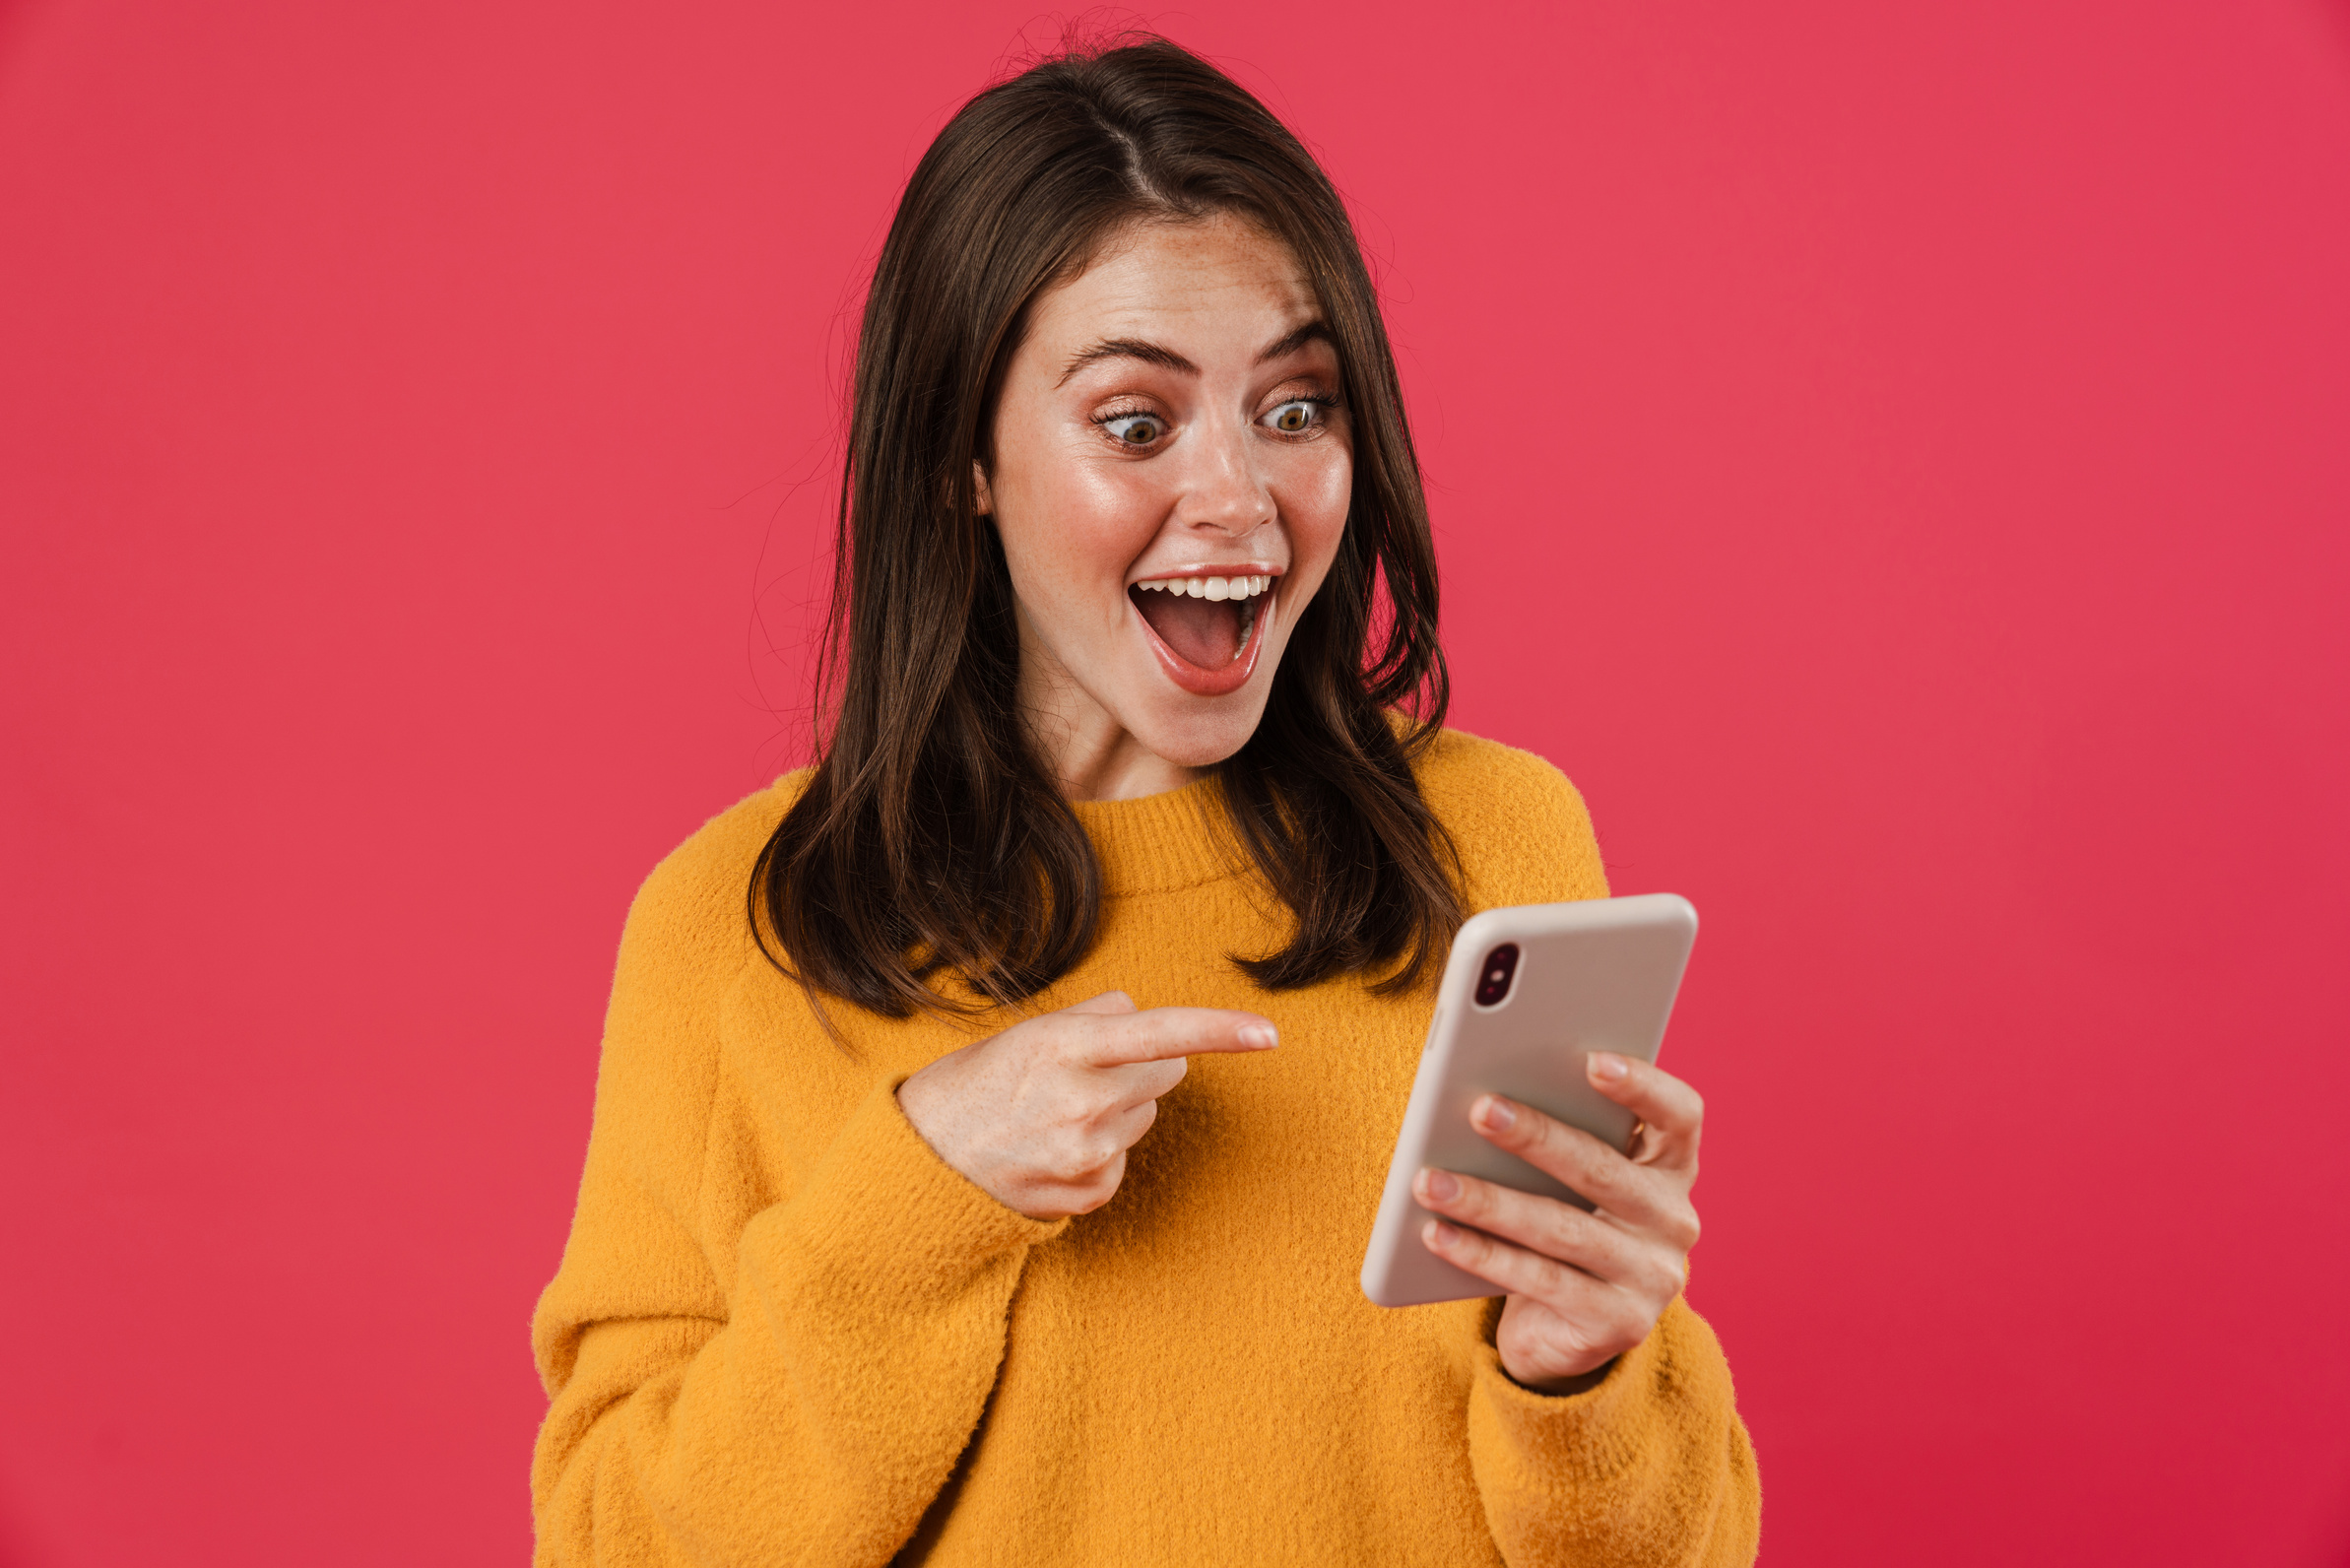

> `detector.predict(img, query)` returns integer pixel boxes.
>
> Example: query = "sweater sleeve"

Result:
[528,797,1065,1567]
[1469,1301,1761,1565]
[1421,733,1762,1564]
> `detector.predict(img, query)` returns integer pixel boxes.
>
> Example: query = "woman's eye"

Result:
[1267,400,1320,433]
[1102,413,1165,446]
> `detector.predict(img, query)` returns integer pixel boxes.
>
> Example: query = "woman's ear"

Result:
[972,459,994,517]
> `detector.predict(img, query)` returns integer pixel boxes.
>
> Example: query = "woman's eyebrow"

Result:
[1056,321,1331,387]
[1058,338,1199,385]
[1255,321,1331,362]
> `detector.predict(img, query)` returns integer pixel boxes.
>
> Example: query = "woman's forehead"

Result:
[1029,216,1321,357]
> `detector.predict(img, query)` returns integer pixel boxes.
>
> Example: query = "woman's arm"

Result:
[529,809,1064,1568]
[533,1084,1062,1568]
[1420,1063,1761,1566]
[1462,1296,1760,1566]
[1412,734,1760,1564]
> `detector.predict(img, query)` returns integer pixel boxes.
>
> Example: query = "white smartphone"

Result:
[1359,893,1699,1309]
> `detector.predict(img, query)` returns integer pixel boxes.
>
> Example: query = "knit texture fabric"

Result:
[531,727,1760,1566]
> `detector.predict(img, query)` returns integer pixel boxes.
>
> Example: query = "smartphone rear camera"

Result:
[1472,944,1521,1007]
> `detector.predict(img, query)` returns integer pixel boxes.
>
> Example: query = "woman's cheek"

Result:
[1285,445,1351,564]
[1075,462,1177,556]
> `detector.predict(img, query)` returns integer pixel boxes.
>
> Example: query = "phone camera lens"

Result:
[1473,944,1520,1007]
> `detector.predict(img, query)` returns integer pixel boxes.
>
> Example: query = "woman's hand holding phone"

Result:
[898,990,1278,1220]
[1410,1052,1705,1395]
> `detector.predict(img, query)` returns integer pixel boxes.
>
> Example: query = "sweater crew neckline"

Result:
[1065,774,1251,897]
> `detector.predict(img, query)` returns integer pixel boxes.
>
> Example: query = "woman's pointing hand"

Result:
[897,991,1277,1219]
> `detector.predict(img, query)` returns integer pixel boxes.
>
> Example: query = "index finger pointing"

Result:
[1077,1008,1277,1066]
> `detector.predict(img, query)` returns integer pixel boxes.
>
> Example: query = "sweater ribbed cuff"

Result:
[1469,1309,1672,1480]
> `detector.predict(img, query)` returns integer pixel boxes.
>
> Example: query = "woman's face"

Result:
[979,214,1351,798]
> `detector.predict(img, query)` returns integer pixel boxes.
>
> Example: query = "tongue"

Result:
[1134,588,1243,668]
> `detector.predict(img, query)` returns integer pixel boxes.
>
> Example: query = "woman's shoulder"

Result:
[620,768,813,955]
[1409,726,1610,908]
[1410,725,1586,812]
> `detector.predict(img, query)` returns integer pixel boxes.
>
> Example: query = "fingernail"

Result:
[1589,1052,1629,1083]
[1425,1219,1460,1247]
[1419,1168,1459,1204]
[1474,1095,1516,1132]
[1238,1023,1277,1049]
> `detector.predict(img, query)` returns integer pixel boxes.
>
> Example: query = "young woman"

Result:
[532,38,1758,1567]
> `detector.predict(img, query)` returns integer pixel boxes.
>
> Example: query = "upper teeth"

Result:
[1137,574,1273,601]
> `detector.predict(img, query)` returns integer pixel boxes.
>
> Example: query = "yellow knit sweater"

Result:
[531,728,1759,1565]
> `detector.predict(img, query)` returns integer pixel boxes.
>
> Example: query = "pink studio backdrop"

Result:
[4,1,2347,1563]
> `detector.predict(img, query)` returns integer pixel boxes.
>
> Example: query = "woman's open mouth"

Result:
[1129,572,1277,696]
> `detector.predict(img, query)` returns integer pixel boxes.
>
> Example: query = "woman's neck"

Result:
[1015,620,1207,803]
[1040,720,1205,802]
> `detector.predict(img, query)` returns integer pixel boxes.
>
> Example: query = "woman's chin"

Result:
[1120,684,1273,772]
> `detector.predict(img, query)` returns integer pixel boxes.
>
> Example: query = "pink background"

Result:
[4,1,2348,1563]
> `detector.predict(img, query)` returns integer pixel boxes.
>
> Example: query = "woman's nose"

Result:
[1176,419,1275,537]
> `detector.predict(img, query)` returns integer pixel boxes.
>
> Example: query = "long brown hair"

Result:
[750,36,1462,1017]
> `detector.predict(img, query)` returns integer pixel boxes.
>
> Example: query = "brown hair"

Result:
[750,36,1462,1016]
